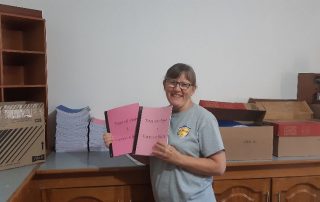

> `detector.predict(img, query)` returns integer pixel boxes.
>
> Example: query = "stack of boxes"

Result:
[254,101,320,157]
[199,100,273,161]
[0,102,46,171]
[200,98,320,160]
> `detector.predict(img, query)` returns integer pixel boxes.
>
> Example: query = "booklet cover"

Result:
[104,103,139,157]
[105,104,172,157]
[133,105,172,156]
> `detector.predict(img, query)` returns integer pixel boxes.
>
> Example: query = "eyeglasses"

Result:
[166,80,193,90]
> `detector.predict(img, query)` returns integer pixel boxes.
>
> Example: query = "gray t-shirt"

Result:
[150,104,224,202]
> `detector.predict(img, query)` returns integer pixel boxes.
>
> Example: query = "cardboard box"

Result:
[199,100,266,122]
[274,136,320,157]
[0,102,46,171]
[219,126,273,161]
[271,120,320,136]
[199,100,273,161]
[254,101,313,120]
[252,101,320,157]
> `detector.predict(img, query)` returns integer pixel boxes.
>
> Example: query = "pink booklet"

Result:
[105,103,139,157]
[105,104,172,157]
[133,105,172,156]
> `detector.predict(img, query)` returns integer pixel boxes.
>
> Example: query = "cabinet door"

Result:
[124,185,154,202]
[42,185,155,202]
[42,186,126,202]
[272,176,320,202]
[213,178,271,202]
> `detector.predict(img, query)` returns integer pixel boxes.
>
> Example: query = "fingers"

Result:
[153,141,166,151]
[103,132,112,147]
[152,142,176,161]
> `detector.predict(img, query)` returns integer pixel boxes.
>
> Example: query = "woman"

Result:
[104,63,226,202]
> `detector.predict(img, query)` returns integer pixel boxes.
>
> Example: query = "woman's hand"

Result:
[103,132,112,148]
[152,141,182,165]
[152,141,226,176]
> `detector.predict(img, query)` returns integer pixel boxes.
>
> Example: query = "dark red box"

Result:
[270,120,320,136]
[199,100,266,122]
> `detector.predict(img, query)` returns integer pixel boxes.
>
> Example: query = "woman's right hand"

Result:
[103,132,113,148]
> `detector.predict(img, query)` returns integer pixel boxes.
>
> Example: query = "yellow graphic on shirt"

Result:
[177,126,191,138]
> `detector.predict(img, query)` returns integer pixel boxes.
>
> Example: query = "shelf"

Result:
[3,87,46,103]
[0,85,46,88]
[2,49,45,54]
[2,51,46,85]
[1,14,45,51]
[0,4,50,153]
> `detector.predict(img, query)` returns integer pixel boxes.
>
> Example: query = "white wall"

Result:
[1,0,320,119]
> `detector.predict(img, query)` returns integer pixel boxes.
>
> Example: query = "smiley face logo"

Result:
[177,126,191,138]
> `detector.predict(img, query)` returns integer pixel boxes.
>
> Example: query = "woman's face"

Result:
[164,73,196,112]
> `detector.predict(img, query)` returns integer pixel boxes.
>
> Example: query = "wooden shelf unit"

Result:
[0,4,49,150]
[1,14,45,52]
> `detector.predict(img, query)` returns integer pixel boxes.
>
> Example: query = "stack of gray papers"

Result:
[55,105,90,152]
[89,118,108,152]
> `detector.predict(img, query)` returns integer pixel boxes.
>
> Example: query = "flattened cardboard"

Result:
[254,101,313,120]
[0,102,46,171]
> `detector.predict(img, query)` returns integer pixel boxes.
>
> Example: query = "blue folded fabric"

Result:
[56,105,89,113]
[218,120,244,127]
[55,105,91,152]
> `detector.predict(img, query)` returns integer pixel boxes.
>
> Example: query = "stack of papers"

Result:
[55,105,90,152]
[89,118,108,152]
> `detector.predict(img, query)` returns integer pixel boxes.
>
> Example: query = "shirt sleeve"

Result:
[198,109,225,157]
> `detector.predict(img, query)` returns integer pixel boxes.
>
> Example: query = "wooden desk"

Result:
[8,153,320,202]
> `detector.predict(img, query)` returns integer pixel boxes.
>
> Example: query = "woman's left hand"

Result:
[152,141,182,165]
[152,141,226,176]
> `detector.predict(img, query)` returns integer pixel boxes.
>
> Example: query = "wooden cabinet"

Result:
[125,185,154,202]
[213,159,320,202]
[297,73,320,104]
[297,73,320,119]
[35,167,154,202]
[0,4,50,150]
[215,176,320,202]
[272,176,320,202]
[214,178,271,202]
[43,186,127,202]
[8,158,320,202]
[43,185,153,202]
[0,4,47,104]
